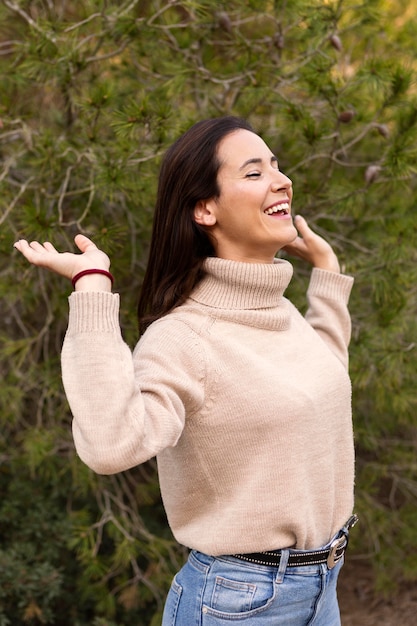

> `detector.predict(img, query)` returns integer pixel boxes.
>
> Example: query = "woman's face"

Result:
[195,129,297,263]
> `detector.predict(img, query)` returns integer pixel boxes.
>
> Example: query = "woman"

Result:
[15,116,356,625]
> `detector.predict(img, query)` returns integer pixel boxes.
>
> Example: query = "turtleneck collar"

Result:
[187,257,294,330]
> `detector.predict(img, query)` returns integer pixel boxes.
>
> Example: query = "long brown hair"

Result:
[137,116,254,333]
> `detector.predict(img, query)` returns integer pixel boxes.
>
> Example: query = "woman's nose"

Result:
[272,173,292,192]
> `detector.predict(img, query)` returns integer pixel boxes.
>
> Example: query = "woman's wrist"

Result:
[72,268,114,292]
[313,252,340,273]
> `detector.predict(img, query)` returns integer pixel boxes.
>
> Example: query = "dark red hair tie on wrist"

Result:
[71,269,114,288]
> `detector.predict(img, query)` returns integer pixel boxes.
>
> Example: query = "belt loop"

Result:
[275,549,289,584]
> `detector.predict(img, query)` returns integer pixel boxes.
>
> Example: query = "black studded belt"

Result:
[232,514,358,570]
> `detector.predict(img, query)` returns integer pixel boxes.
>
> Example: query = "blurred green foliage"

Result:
[1,0,416,622]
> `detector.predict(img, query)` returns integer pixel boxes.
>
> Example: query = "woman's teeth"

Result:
[264,202,289,215]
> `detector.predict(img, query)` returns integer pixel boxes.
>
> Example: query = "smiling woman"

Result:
[193,129,297,263]
[14,116,356,626]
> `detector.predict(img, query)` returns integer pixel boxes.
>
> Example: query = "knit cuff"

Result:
[308,268,354,302]
[67,291,121,334]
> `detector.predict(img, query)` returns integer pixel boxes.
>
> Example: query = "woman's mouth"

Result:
[264,202,290,216]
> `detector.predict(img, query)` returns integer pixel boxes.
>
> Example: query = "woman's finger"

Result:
[74,234,97,253]
[293,215,312,238]
[43,241,59,253]
[28,241,50,253]
[14,239,42,261]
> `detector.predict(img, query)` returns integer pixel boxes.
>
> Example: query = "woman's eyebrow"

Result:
[239,155,278,170]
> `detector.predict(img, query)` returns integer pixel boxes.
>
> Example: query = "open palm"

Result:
[14,234,110,281]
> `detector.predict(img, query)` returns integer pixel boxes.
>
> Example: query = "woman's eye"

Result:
[246,172,261,178]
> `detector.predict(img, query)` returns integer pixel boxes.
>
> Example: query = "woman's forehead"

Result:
[217,129,274,167]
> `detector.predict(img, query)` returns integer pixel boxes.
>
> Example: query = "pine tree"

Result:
[1,0,416,622]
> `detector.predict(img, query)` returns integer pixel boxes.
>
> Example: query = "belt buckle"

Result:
[327,535,347,569]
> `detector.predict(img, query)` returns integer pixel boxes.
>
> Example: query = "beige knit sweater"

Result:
[62,257,355,555]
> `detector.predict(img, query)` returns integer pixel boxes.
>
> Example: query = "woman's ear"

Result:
[194,200,217,226]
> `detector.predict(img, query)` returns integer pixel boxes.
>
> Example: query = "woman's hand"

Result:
[283,215,340,273]
[14,234,112,290]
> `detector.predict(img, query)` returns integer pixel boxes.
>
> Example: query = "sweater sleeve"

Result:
[61,292,205,474]
[305,268,354,369]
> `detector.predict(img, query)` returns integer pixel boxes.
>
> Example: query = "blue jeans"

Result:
[162,546,344,625]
